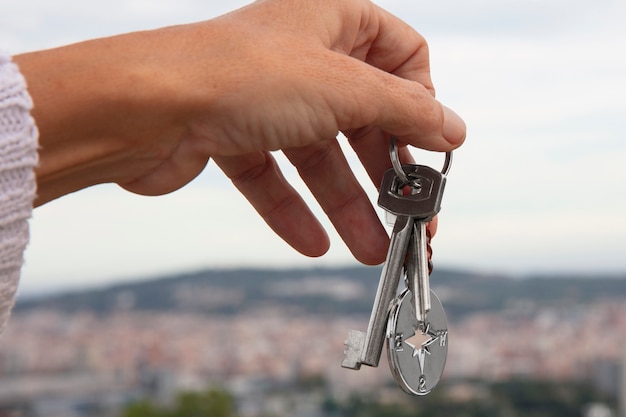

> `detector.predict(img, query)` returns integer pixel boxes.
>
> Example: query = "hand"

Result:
[16,0,465,265]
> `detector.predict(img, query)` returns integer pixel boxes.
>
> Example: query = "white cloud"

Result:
[0,0,253,52]
[420,21,626,275]
[380,0,626,38]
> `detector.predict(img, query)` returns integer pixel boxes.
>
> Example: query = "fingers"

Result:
[213,152,330,258]
[214,140,439,266]
[214,145,389,265]
[283,139,389,265]
[428,216,438,237]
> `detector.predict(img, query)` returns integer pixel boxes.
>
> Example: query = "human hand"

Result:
[16,0,465,264]
[206,0,465,264]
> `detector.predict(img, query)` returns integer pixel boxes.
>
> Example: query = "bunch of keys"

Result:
[342,137,451,396]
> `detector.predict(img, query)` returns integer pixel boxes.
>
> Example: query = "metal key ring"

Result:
[389,136,453,181]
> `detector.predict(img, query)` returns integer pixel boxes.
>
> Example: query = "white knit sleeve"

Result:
[0,51,38,334]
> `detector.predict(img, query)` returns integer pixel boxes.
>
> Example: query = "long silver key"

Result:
[386,136,450,324]
[342,143,449,369]
[379,160,447,325]
[342,214,413,369]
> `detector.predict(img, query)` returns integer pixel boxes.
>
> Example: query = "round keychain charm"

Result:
[387,288,449,395]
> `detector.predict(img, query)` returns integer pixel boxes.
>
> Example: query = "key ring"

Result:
[389,136,453,182]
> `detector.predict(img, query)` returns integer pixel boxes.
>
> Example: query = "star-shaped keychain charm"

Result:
[387,289,449,395]
[404,323,441,374]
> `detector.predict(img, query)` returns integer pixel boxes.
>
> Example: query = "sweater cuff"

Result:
[0,51,39,334]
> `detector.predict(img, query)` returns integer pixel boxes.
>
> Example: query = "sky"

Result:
[2,0,625,294]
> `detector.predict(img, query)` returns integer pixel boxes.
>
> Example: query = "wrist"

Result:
[15,40,133,205]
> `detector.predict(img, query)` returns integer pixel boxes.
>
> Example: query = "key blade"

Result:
[408,221,431,323]
[360,215,414,367]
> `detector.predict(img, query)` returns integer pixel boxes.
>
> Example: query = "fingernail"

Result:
[442,105,466,145]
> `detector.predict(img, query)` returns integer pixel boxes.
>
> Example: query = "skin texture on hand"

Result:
[15,0,466,265]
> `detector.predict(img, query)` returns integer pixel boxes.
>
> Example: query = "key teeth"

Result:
[341,329,365,370]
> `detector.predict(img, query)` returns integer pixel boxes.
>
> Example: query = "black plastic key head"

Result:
[378,164,445,220]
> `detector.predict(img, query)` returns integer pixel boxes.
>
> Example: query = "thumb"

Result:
[335,57,466,151]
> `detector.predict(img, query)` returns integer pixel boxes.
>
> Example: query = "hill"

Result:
[14,266,626,318]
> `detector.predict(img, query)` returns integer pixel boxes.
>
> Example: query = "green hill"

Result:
[15,266,626,318]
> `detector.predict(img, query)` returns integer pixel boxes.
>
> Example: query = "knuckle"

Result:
[228,153,277,186]
[286,141,336,174]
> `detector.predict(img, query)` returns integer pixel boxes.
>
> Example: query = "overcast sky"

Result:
[2,0,625,294]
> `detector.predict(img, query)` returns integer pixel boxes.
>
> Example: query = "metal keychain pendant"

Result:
[387,288,448,396]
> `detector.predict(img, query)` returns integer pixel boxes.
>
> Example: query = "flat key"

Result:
[343,166,445,369]
[342,138,451,373]
[342,214,413,369]
[379,164,445,325]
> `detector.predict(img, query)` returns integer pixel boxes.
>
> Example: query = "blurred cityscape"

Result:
[0,267,624,417]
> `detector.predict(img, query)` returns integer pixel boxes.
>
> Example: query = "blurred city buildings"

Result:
[0,270,624,416]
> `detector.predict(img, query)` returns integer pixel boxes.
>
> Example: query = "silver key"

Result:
[379,161,446,325]
[387,287,448,395]
[343,137,438,369]
[343,157,448,368]
[407,220,431,324]
[342,214,413,369]
[383,137,450,326]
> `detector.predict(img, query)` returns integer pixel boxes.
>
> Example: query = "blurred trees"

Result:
[120,378,615,417]
[334,379,615,417]
[122,389,237,417]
